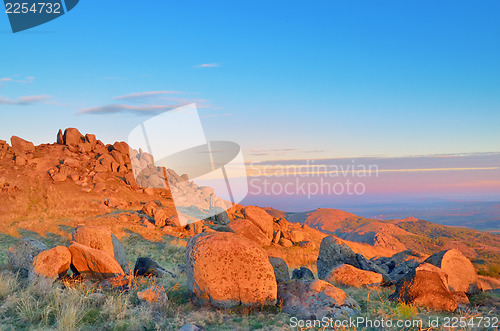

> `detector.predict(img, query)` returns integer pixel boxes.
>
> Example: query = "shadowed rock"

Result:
[389,263,457,312]
[186,232,277,308]
[292,267,315,281]
[8,238,48,277]
[317,236,389,282]
[269,256,290,283]
[278,279,360,319]
[134,257,176,278]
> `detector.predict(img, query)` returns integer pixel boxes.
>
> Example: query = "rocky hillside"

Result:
[1,128,499,330]
[284,208,500,275]
[0,128,498,277]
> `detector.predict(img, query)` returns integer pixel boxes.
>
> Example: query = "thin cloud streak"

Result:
[78,104,185,115]
[113,91,184,100]
[0,94,52,105]
[196,63,219,68]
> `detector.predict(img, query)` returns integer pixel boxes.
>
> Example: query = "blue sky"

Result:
[1,1,499,164]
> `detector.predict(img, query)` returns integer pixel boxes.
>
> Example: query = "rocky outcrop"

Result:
[243,206,274,241]
[72,226,129,272]
[8,238,48,277]
[325,264,383,288]
[424,249,481,294]
[389,263,457,312]
[317,236,388,281]
[228,219,271,246]
[32,246,71,279]
[185,232,277,308]
[68,241,125,281]
[10,136,35,152]
[269,256,290,283]
[277,279,360,319]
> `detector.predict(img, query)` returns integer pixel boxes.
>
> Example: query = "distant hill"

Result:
[267,207,500,276]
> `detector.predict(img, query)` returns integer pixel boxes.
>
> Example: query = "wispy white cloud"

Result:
[0,76,35,87]
[195,63,219,68]
[78,104,183,115]
[0,94,52,105]
[113,91,183,100]
[79,91,216,115]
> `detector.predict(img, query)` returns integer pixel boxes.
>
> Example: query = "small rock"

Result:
[134,257,176,278]
[137,285,168,304]
[292,267,315,280]
[298,241,316,250]
[179,325,206,331]
[279,237,293,247]
[290,230,305,243]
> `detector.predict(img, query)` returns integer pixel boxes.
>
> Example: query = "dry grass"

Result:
[0,237,498,330]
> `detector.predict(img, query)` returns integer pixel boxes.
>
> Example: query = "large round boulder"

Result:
[186,232,277,308]
[424,249,480,294]
[389,263,457,312]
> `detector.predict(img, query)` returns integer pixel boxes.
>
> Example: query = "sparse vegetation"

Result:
[1,237,498,330]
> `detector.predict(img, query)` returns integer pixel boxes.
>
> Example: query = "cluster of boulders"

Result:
[226,205,316,249]
[185,231,360,319]
[316,236,483,312]
[7,226,174,303]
